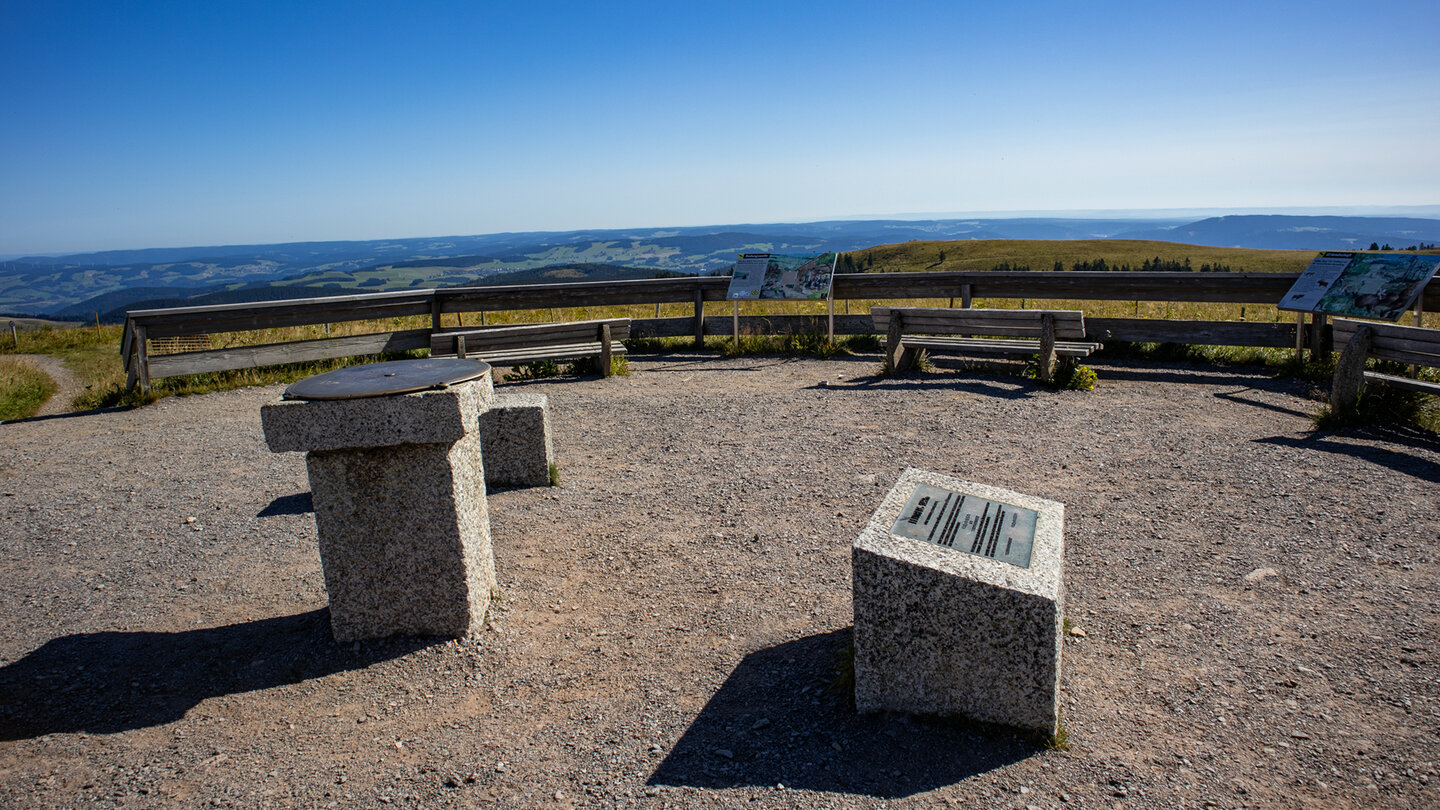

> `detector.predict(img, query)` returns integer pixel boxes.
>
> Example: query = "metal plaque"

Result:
[283,358,491,401]
[890,484,1038,568]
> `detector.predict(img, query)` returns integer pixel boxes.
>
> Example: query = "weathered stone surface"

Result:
[478,392,554,488]
[261,375,498,641]
[853,467,1064,736]
[306,432,494,640]
[261,376,494,453]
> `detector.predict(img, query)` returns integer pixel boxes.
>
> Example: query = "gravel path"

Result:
[1,352,1437,809]
[0,354,84,417]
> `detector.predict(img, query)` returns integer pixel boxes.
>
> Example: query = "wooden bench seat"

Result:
[871,307,1101,383]
[431,318,630,377]
[1331,318,1440,414]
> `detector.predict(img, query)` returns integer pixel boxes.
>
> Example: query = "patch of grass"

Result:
[563,355,631,376]
[547,462,560,487]
[0,359,57,420]
[1042,721,1071,752]
[502,359,561,382]
[1314,363,1439,432]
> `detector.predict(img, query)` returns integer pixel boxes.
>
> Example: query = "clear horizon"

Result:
[3,1,1438,255]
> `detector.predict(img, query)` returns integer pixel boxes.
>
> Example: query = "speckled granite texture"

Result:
[261,379,496,641]
[261,375,494,453]
[478,392,553,488]
[852,467,1064,736]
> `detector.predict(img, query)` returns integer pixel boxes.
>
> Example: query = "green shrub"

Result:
[1023,357,1098,390]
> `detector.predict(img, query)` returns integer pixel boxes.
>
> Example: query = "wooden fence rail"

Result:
[122,271,1440,390]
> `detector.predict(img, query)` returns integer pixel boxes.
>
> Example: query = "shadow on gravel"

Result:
[1212,387,1313,419]
[258,491,314,516]
[1256,431,1440,482]
[649,629,1037,799]
[1093,364,1298,389]
[827,375,1035,400]
[0,609,440,741]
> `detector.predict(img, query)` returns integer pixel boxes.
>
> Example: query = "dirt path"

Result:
[0,353,84,416]
[1,353,1437,809]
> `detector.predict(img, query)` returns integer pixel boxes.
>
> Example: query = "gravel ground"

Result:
[1,351,1437,809]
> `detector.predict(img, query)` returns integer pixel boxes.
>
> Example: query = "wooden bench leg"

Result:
[885,312,905,372]
[1331,326,1373,416]
[1038,313,1057,385]
[599,323,613,378]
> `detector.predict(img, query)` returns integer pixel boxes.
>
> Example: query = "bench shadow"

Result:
[1254,430,1440,482]
[820,373,1037,400]
[649,629,1037,799]
[0,609,439,741]
[1212,387,1314,419]
[257,491,313,516]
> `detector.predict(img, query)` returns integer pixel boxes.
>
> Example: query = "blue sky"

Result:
[2,0,1438,255]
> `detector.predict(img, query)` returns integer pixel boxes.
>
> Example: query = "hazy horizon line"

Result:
[6,204,1440,260]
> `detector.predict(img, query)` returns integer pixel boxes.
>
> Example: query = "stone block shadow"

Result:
[0,609,439,741]
[649,629,1038,799]
[257,491,313,516]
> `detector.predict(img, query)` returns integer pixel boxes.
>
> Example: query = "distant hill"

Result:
[6,214,1440,316]
[82,263,683,322]
[1114,215,1440,250]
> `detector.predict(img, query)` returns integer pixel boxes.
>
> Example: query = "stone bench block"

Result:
[852,468,1065,736]
[478,392,554,488]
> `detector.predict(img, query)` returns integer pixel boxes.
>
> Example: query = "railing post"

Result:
[133,323,151,393]
[693,285,705,348]
[961,283,973,308]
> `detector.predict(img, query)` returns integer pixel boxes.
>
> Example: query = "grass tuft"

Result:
[0,359,58,420]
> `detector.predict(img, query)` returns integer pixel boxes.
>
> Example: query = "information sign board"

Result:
[726,252,837,300]
[1280,251,1440,321]
[889,483,1038,569]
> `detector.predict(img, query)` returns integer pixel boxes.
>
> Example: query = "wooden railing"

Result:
[121,271,1440,390]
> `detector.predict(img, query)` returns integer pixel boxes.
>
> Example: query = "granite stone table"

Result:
[261,358,499,641]
[852,467,1066,737]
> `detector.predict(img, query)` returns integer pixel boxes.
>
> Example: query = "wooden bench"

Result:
[1330,318,1440,414]
[871,307,1102,383]
[430,318,630,377]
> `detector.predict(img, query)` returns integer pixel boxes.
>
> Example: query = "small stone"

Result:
[751,718,770,730]
[1244,567,1279,584]
[714,749,734,759]
[645,787,660,796]
[1292,730,1311,740]
[185,516,196,524]
[1068,626,1087,638]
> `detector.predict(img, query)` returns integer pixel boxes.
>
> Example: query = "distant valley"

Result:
[3,214,1439,320]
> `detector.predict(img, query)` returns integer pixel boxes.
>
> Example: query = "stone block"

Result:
[852,468,1064,736]
[478,392,554,488]
[261,377,494,453]
[260,375,498,641]
[306,432,494,640]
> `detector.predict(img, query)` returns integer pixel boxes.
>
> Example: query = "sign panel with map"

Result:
[726,252,838,300]
[1280,252,1440,321]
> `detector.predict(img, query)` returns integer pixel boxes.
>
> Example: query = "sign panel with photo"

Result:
[1280,251,1440,321]
[726,252,838,300]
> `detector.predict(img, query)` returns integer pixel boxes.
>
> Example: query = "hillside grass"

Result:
[0,359,57,420]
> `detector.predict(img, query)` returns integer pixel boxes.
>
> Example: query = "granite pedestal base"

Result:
[852,468,1065,736]
[478,392,554,488]
[262,378,496,641]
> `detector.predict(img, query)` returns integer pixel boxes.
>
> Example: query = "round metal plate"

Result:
[282,358,491,401]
